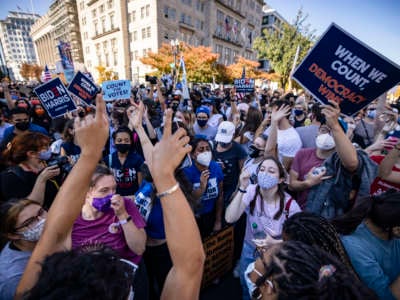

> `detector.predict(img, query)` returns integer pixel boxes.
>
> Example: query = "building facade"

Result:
[0,11,39,81]
[31,0,83,70]
[259,4,288,71]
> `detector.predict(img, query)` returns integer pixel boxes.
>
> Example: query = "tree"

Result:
[140,42,222,83]
[95,65,118,84]
[32,64,43,81]
[20,63,33,80]
[253,9,315,89]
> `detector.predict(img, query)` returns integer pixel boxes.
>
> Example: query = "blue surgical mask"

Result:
[257,172,279,190]
[39,149,52,161]
[367,110,376,119]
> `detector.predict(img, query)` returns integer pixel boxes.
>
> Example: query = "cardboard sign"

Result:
[201,226,234,288]
[234,78,255,93]
[102,80,131,101]
[292,23,400,116]
[34,78,77,119]
[68,71,99,105]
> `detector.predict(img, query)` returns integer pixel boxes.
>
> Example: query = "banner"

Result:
[201,226,234,288]
[102,80,131,101]
[292,23,400,116]
[234,78,255,93]
[34,78,77,119]
[180,56,190,100]
[57,41,75,83]
[68,71,99,105]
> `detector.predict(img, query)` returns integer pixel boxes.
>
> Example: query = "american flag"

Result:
[42,65,52,82]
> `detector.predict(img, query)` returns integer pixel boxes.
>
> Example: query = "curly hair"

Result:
[254,241,377,300]
[25,246,134,300]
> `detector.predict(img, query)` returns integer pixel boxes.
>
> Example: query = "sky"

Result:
[0,0,399,65]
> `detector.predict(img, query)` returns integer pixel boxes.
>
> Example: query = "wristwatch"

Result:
[119,216,132,225]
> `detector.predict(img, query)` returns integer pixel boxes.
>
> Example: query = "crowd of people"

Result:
[0,78,399,300]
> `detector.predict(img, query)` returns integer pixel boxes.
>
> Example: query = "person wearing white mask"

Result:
[225,156,301,300]
[183,137,224,238]
[0,199,47,299]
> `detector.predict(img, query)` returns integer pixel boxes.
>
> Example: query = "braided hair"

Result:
[249,156,286,220]
[255,241,377,300]
[282,212,356,277]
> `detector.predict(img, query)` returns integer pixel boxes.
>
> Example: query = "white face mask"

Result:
[316,133,335,150]
[19,218,46,242]
[197,151,212,167]
[244,262,262,298]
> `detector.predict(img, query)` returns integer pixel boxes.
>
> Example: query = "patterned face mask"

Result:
[257,172,279,190]
[19,218,46,242]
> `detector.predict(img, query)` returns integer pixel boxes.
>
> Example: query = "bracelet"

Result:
[238,187,247,193]
[156,183,180,198]
[119,215,132,225]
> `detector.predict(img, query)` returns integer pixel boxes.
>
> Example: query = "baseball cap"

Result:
[215,121,235,143]
[196,106,210,117]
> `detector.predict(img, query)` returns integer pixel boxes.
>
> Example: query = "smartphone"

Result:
[173,121,192,169]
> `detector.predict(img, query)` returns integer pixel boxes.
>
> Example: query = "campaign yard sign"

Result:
[68,71,99,105]
[34,78,77,119]
[102,80,131,101]
[292,23,400,116]
[234,78,255,93]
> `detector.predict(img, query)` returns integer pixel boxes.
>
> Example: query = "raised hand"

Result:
[128,102,144,129]
[271,104,291,124]
[74,94,109,158]
[321,101,341,129]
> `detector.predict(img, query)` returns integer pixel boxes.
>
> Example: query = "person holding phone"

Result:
[183,137,224,238]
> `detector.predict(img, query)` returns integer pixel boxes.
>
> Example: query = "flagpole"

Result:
[288,45,300,91]
[29,0,36,15]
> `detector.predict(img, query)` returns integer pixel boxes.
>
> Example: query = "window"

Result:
[146,5,150,17]
[85,46,90,54]
[107,0,113,9]
[131,11,136,22]
[142,49,147,56]
[95,43,100,53]
[82,17,86,25]
[109,13,115,29]
[101,17,106,32]
[94,21,98,35]
[83,32,88,40]
[147,48,151,54]
[113,51,117,66]
[141,7,144,18]
[92,9,96,18]
[146,26,151,38]
[102,41,108,50]
[133,50,138,60]
[79,1,84,10]
[133,31,137,41]
[142,28,146,39]
[164,5,169,18]
[111,38,116,49]
[99,4,105,13]
[105,53,109,67]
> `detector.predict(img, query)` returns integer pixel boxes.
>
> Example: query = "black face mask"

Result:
[248,145,262,158]
[197,119,208,127]
[15,121,30,131]
[115,143,130,153]
[78,111,86,118]
[219,142,231,148]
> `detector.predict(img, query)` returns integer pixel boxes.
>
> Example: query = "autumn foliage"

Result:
[20,63,43,81]
[95,65,119,84]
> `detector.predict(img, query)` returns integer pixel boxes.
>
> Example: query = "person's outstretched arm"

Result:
[15,94,109,298]
[150,109,205,300]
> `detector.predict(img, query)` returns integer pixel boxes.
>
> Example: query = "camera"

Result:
[312,166,326,176]
[47,156,73,174]
[145,75,158,85]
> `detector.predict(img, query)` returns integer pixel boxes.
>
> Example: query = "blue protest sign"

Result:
[102,80,131,101]
[234,78,255,93]
[68,71,99,105]
[292,23,400,116]
[34,78,77,119]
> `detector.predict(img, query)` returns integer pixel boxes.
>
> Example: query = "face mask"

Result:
[92,194,113,212]
[115,143,130,153]
[197,151,212,167]
[294,109,303,116]
[248,145,262,158]
[78,111,86,118]
[19,218,46,242]
[257,172,279,190]
[244,262,260,298]
[35,108,45,116]
[367,110,376,119]
[15,121,30,131]
[39,149,52,161]
[17,103,28,109]
[316,133,336,150]
[219,142,231,148]
[197,119,208,127]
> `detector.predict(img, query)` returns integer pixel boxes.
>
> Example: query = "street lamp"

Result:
[170,39,180,89]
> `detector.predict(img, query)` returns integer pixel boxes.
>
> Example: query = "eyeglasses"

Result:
[15,207,46,231]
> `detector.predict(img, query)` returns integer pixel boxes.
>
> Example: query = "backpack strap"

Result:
[284,197,293,219]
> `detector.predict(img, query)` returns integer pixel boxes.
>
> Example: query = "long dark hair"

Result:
[332,189,400,237]
[249,156,286,219]
[239,106,262,144]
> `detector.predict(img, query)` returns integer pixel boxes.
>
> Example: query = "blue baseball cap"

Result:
[196,106,210,117]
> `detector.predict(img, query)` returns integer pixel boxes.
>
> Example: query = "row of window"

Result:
[130,27,151,41]
[92,13,116,36]
[215,44,240,65]
[132,48,152,60]
[96,51,118,68]
[95,38,117,53]
[127,4,150,22]
[85,0,114,16]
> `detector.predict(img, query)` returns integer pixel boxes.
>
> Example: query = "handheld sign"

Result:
[292,23,400,116]
[34,78,77,119]
[68,71,99,105]
[234,78,255,93]
[102,80,131,101]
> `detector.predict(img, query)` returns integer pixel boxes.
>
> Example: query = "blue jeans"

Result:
[239,241,255,300]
